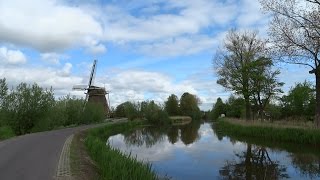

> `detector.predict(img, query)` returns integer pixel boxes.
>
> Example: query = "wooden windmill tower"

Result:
[73,60,110,116]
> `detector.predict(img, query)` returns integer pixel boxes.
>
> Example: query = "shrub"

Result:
[0,126,15,140]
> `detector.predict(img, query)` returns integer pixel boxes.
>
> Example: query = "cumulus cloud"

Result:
[0,46,27,65]
[0,0,269,57]
[0,63,83,96]
[101,0,237,42]
[138,35,218,57]
[0,0,103,53]
[40,52,69,64]
[58,63,73,77]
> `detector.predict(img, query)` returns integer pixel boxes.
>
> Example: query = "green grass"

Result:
[216,119,320,145]
[85,121,159,180]
[0,126,15,140]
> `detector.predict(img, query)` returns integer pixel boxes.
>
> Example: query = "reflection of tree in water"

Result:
[122,121,202,147]
[180,121,201,145]
[123,126,166,148]
[167,126,179,144]
[211,123,224,141]
[290,153,320,179]
[219,144,289,180]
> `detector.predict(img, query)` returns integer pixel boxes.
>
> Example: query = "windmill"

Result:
[72,60,110,116]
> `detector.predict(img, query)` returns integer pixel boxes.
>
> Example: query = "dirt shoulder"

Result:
[70,131,100,180]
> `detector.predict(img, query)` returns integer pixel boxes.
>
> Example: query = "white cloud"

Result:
[0,46,27,65]
[40,52,68,64]
[58,63,73,77]
[107,69,197,94]
[86,43,107,54]
[237,0,265,27]
[101,0,237,42]
[0,64,83,96]
[138,35,218,57]
[0,0,270,57]
[0,0,103,53]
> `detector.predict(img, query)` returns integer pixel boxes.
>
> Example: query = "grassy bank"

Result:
[85,121,158,180]
[216,118,320,145]
[0,126,15,140]
[170,116,192,125]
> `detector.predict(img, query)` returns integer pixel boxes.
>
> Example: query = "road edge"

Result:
[54,134,74,180]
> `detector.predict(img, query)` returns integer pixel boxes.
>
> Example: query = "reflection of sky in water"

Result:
[108,123,320,180]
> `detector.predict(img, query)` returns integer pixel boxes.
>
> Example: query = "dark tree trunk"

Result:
[259,106,264,120]
[244,95,251,121]
[315,69,320,128]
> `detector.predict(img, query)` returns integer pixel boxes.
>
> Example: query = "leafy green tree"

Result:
[250,58,284,119]
[165,94,180,116]
[180,92,201,119]
[124,102,139,120]
[211,97,226,120]
[281,81,315,120]
[0,78,8,107]
[6,83,55,135]
[225,95,245,118]
[214,30,267,120]
[143,101,169,125]
[64,95,83,125]
[115,102,127,118]
[0,78,8,125]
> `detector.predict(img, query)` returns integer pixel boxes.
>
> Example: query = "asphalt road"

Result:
[0,122,114,180]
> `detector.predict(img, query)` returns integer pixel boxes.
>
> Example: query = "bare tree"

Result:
[260,0,320,127]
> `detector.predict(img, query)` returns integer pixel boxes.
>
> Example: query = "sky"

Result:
[0,0,314,110]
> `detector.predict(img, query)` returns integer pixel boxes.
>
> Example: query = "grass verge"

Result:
[70,131,99,180]
[216,118,320,145]
[85,121,158,180]
[0,126,15,140]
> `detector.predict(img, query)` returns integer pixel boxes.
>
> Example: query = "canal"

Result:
[107,121,320,179]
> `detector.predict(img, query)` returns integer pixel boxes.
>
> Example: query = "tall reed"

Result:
[216,119,320,145]
[85,122,159,180]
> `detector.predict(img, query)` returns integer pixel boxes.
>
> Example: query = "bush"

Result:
[81,102,105,124]
[124,102,140,120]
[143,101,169,125]
[0,126,15,140]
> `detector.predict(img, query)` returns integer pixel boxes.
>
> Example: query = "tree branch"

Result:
[282,60,315,69]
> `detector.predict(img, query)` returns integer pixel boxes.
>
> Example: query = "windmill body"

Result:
[73,60,110,116]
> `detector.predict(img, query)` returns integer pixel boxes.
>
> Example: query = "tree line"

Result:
[211,81,315,121]
[212,0,320,127]
[0,78,105,138]
[113,92,202,123]
[0,76,201,138]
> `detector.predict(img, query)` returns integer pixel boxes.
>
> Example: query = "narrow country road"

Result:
[0,122,113,180]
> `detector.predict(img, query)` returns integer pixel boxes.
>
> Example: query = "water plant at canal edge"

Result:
[85,121,158,180]
[216,119,320,145]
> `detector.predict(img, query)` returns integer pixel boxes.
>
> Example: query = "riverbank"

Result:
[84,121,158,180]
[216,118,320,145]
[170,116,192,125]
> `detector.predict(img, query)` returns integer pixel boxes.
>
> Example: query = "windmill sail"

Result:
[72,59,110,116]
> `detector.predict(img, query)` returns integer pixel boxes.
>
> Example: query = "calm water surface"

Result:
[107,121,320,180]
